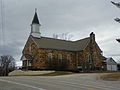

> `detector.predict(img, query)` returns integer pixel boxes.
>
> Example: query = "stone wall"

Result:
[32,48,77,71]
[22,37,38,68]
[22,37,77,71]
[77,39,106,71]
[22,36,106,71]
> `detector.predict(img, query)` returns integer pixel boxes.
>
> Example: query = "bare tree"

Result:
[0,55,15,76]
[116,39,120,42]
[53,32,73,41]
[111,1,120,42]
[111,1,120,23]
[53,34,59,39]
[111,1,120,8]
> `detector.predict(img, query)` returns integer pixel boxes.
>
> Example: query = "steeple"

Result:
[30,9,41,38]
[32,9,40,25]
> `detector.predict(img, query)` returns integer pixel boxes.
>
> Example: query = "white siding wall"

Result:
[107,65,117,71]
[31,24,41,38]
[31,24,40,33]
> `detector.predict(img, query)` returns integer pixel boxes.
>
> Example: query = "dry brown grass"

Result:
[9,70,55,76]
[100,73,120,81]
[79,71,120,73]
[9,70,74,76]
[35,71,74,76]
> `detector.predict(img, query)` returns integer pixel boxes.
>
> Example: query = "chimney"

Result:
[90,32,95,41]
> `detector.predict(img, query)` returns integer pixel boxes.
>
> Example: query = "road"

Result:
[0,73,120,90]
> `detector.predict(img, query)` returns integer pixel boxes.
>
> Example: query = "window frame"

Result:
[48,53,52,63]
[58,54,62,63]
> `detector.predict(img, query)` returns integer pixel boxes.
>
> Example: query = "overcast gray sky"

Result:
[0,0,120,66]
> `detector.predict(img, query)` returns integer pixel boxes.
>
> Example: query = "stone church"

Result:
[21,11,106,71]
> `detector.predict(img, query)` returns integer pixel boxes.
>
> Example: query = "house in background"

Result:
[107,58,117,71]
[21,11,106,71]
[117,63,120,71]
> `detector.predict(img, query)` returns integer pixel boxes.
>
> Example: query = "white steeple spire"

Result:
[30,9,41,38]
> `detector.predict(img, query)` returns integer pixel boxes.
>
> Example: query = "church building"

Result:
[21,11,106,71]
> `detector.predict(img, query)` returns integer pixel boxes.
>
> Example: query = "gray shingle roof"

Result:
[31,36,90,51]
[107,58,117,65]
[32,12,40,24]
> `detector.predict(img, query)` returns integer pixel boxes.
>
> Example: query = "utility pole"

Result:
[0,0,6,56]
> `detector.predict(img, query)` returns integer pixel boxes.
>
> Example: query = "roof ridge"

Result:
[32,35,90,43]
[74,37,90,42]
[40,36,74,42]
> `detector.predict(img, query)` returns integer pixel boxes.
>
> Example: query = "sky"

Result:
[0,0,120,66]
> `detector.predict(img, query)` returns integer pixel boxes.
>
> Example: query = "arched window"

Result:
[48,53,52,63]
[58,54,62,63]
[88,54,92,64]
[67,54,71,63]
[29,45,32,54]
[29,43,35,55]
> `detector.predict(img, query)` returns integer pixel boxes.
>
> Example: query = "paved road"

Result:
[0,73,120,90]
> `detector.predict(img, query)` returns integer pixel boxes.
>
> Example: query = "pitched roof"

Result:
[31,36,90,51]
[32,12,40,24]
[107,58,117,65]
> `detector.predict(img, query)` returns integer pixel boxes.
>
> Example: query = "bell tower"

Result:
[30,9,41,38]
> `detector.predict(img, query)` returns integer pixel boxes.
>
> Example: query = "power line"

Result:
[0,0,5,46]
